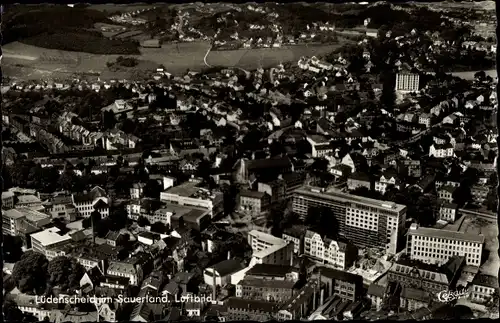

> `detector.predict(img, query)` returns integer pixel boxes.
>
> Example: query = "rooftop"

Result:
[30,227,73,247]
[239,277,296,289]
[294,186,407,213]
[408,225,485,243]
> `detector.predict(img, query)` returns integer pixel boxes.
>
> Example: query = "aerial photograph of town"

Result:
[1,1,498,322]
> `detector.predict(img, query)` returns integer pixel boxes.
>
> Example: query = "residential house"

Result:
[347,172,372,191]
[303,230,358,270]
[72,186,109,218]
[438,202,458,222]
[469,273,499,304]
[400,287,431,312]
[319,267,364,302]
[429,143,454,158]
[437,186,456,203]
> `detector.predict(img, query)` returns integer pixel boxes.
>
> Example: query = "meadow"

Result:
[3,40,346,81]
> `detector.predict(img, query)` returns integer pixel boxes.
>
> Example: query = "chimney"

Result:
[212,269,216,300]
[290,247,294,267]
[313,282,317,310]
[320,289,325,307]
[227,251,231,260]
[91,214,96,245]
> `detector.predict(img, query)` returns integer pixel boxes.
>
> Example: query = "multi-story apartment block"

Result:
[236,278,295,303]
[292,186,407,255]
[395,73,420,92]
[407,224,484,266]
[303,230,358,270]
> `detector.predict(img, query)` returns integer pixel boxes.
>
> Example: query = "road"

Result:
[459,208,497,222]
[203,45,213,68]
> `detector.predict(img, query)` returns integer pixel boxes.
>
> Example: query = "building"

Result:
[318,267,364,302]
[282,226,307,254]
[306,135,334,158]
[303,230,358,270]
[438,202,458,222]
[160,179,224,218]
[2,191,15,209]
[235,278,295,303]
[387,256,465,294]
[30,227,73,258]
[429,143,454,158]
[367,284,386,311]
[347,172,372,191]
[238,190,271,215]
[72,186,109,218]
[407,224,484,266]
[399,287,431,312]
[437,186,456,204]
[469,273,499,304]
[292,186,407,255]
[3,208,27,235]
[203,259,245,287]
[245,264,300,282]
[277,280,320,320]
[226,298,277,321]
[141,39,161,48]
[233,156,294,183]
[395,73,420,92]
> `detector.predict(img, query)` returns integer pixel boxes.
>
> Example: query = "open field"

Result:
[451,69,497,81]
[87,4,160,13]
[207,43,346,70]
[460,216,499,277]
[3,40,346,81]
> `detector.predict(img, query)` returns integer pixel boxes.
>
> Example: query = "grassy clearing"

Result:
[87,4,158,13]
[207,43,345,70]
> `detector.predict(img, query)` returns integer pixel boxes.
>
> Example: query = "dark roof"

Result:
[401,287,431,302]
[472,273,499,288]
[239,190,266,199]
[93,199,109,210]
[349,172,370,181]
[441,256,465,283]
[246,264,296,277]
[367,284,386,297]
[247,156,292,171]
[210,259,245,277]
[319,267,363,284]
[227,297,277,312]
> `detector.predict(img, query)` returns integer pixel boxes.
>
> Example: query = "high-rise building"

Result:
[291,186,407,255]
[406,224,484,266]
[395,73,420,92]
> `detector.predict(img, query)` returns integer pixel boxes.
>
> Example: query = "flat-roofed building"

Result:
[407,224,484,266]
[160,179,224,218]
[30,227,73,259]
[291,186,407,255]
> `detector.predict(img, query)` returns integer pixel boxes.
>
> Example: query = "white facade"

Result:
[407,224,484,266]
[395,73,420,92]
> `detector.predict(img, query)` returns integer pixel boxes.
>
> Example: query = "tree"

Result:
[3,234,24,263]
[143,179,163,199]
[47,256,85,292]
[306,206,339,239]
[12,251,49,294]
[474,70,486,81]
[3,299,24,322]
[109,204,129,229]
[138,215,150,227]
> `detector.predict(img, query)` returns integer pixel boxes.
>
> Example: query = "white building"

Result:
[303,230,358,270]
[395,73,420,92]
[30,227,73,259]
[407,224,484,266]
[160,179,224,218]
